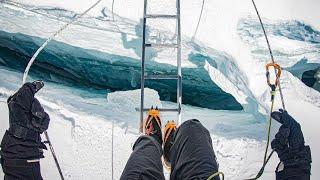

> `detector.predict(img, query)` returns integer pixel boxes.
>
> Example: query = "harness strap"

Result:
[8,123,40,142]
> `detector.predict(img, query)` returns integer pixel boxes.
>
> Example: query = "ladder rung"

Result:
[144,75,179,80]
[135,108,180,112]
[145,43,178,48]
[145,14,177,19]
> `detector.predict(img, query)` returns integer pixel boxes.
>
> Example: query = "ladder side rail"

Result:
[176,0,182,125]
[140,0,148,133]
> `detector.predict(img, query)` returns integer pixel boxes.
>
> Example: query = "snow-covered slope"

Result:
[0,0,319,179]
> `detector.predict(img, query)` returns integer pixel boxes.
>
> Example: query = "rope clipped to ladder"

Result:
[20,1,103,179]
[248,0,287,179]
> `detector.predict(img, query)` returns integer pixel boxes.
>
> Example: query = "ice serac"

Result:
[238,17,320,62]
[0,30,242,110]
[238,17,320,92]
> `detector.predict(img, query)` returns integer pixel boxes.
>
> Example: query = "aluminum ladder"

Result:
[139,0,182,133]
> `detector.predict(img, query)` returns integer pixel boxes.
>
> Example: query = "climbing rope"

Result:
[111,120,114,180]
[250,0,286,110]
[247,63,279,179]
[22,0,103,84]
[248,0,287,179]
[112,0,115,21]
[191,0,205,41]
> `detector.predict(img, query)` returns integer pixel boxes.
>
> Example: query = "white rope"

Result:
[191,0,205,41]
[112,0,115,21]
[22,0,103,84]
[111,120,114,180]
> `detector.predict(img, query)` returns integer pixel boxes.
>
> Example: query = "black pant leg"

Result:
[1,159,42,180]
[170,119,220,180]
[120,136,165,180]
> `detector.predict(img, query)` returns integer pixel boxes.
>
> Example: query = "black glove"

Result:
[271,125,290,162]
[271,109,305,151]
[31,98,50,133]
[271,109,311,179]
[7,80,50,134]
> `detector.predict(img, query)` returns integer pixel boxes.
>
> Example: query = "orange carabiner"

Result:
[265,63,282,90]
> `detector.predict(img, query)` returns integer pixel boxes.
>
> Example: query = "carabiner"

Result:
[265,63,282,90]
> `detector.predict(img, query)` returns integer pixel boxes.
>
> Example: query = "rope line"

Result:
[191,0,205,41]
[22,0,103,84]
[246,98,276,180]
[251,0,286,110]
[112,0,115,21]
[263,97,275,164]
[249,0,287,179]
[111,120,114,180]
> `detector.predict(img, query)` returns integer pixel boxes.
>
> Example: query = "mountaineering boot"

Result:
[145,108,163,145]
[163,120,177,169]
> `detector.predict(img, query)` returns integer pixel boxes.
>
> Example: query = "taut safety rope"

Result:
[192,0,205,41]
[112,0,115,21]
[111,120,114,180]
[248,0,287,179]
[250,0,286,110]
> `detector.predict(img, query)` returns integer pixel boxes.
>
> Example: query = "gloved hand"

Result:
[271,109,305,152]
[271,109,311,178]
[31,98,50,133]
[270,124,290,162]
[7,80,50,134]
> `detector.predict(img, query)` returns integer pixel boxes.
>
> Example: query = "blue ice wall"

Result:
[0,30,243,110]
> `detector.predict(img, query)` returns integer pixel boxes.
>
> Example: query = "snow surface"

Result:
[0,68,318,179]
[0,67,272,180]
[0,0,319,179]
